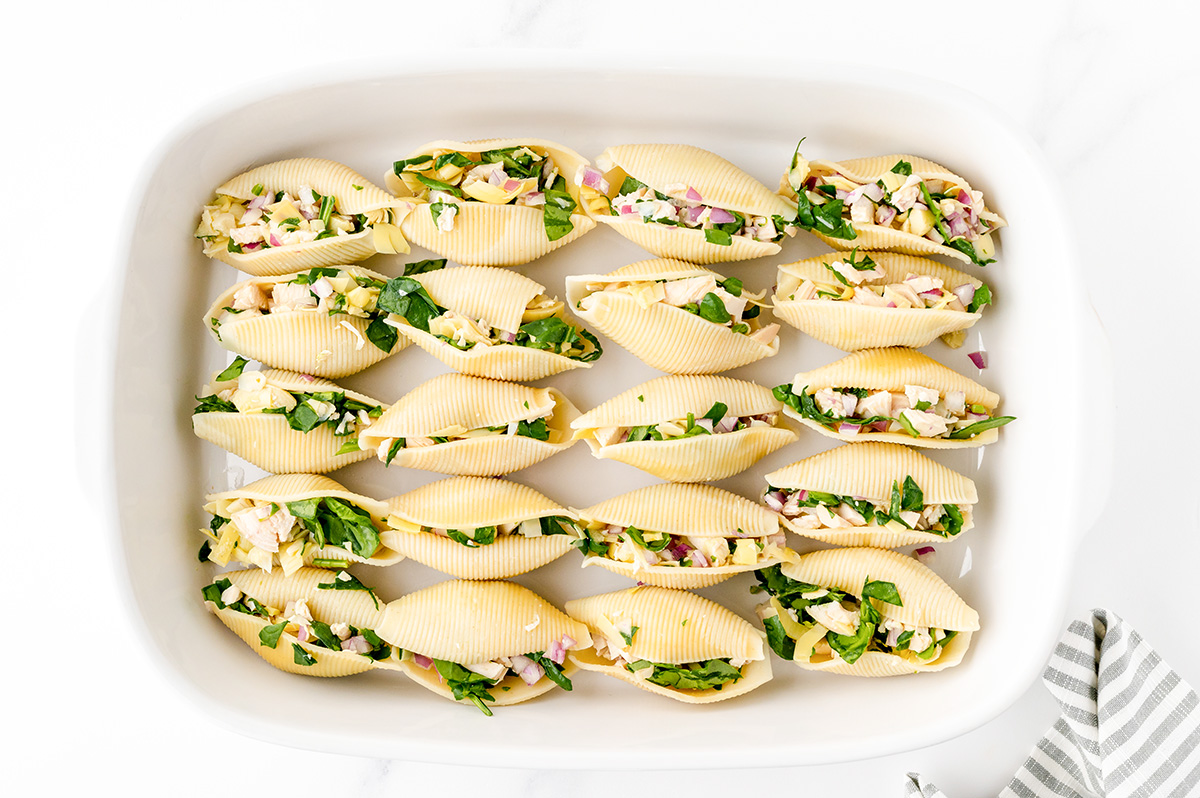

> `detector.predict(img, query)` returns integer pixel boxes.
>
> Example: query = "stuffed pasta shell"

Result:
[387,138,595,267]
[358,374,579,476]
[377,580,591,715]
[754,548,979,676]
[201,474,401,575]
[565,258,778,374]
[578,144,798,264]
[565,587,772,703]
[383,477,578,580]
[571,375,796,482]
[773,348,1014,448]
[382,261,601,381]
[780,147,1005,266]
[572,484,786,588]
[196,158,411,275]
[201,567,400,677]
[763,443,977,548]
[205,265,409,379]
[191,363,386,473]
[772,250,990,351]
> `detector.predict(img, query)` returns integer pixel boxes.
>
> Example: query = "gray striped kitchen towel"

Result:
[903,609,1200,797]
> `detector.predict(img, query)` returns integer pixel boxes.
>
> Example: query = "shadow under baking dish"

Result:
[111,60,1103,767]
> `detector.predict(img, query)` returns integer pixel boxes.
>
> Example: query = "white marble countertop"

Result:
[9,1,1198,794]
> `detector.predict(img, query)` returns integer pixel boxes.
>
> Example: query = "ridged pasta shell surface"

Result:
[391,138,595,267]
[565,258,778,373]
[772,547,978,676]
[358,374,580,476]
[205,267,407,378]
[571,375,795,482]
[191,369,385,474]
[772,252,985,351]
[584,144,798,264]
[782,348,1004,449]
[204,567,399,677]
[565,587,771,704]
[383,477,576,579]
[576,484,784,588]
[204,473,402,571]
[199,158,412,275]
[378,580,592,708]
[392,266,597,381]
[764,443,977,547]
[779,154,1005,265]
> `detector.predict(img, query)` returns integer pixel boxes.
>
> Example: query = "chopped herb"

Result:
[698,292,732,323]
[292,644,317,667]
[251,183,264,196]
[259,622,287,649]
[433,659,495,716]
[947,415,1016,439]
[317,570,380,609]
[704,228,733,246]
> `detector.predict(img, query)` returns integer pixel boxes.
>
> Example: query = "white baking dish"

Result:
[111,61,1110,767]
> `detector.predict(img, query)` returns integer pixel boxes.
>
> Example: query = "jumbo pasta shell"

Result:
[205,267,407,378]
[202,158,412,275]
[191,369,384,474]
[779,154,1005,265]
[773,252,985,351]
[584,144,797,264]
[392,266,596,381]
[576,484,783,588]
[204,473,402,570]
[775,547,978,676]
[383,477,576,579]
[565,587,771,704]
[357,374,580,476]
[565,259,778,373]
[391,138,595,267]
[571,375,795,482]
[379,580,591,708]
[765,442,977,547]
[783,348,1003,448]
[205,567,398,677]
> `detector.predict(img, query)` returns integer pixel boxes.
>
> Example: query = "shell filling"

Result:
[577,273,779,346]
[391,146,579,241]
[192,360,382,453]
[585,402,780,448]
[405,634,578,716]
[763,477,971,539]
[752,565,956,666]
[777,250,991,315]
[591,626,749,692]
[773,382,1014,441]
[202,574,396,666]
[785,148,1003,266]
[573,521,786,571]
[388,514,578,548]
[603,174,796,247]
[203,495,385,574]
[372,405,558,467]
[196,185,395,256]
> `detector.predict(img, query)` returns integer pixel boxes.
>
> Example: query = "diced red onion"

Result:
[668,541,693,560]
[927,227,945,244]
[948,215,970,239]
[838,422,860,435]
[871,420,890,432]
[619,204,635,215]
[561,635,575,649]
[714,416,738,434]
[685,186,703,202]
[248,193,270,211]
[581,167,610,194]
[498,331,518,343]
[523,191,545,206]
[953,284,976,307]
[695,418,714,433]
[968,351,988,369]
[413,654,433,669]
[764,491,785,511]
[691,550,710,568]
[834,189,848,200]
[242,241,262,251]
[863,183,885,203]
[310,278,334,299]
[296,626,310,642]
[708,207,736,224]
[503,178,521,192]
[546,640,566,665]
[519,663,545,686]
[913,546,937,565]
[876,206,897,226]
[300,374,315,382]
[795,489,808,502]
[299,206,315,221]
[341,635,371,654]
[269,233,282,247]
[686,205,705,224]
[957,189,971,205]
[488,169,505,186]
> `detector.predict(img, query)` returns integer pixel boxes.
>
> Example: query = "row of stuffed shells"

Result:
[202,250,991,384]
[196,146,1003,273]
[195,158,412,276]
[754,547,979,677]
